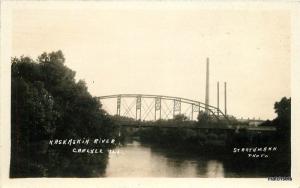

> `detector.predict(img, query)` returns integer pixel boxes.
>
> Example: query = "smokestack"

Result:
[217,81,219,117]
[205,58,209,113]
[224,82,227,116]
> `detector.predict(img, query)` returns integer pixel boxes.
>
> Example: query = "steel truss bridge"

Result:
[98,94,229,123]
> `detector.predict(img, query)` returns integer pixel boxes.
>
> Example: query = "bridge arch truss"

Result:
[98,94,228,123]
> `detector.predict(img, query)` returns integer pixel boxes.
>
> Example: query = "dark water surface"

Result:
[104,140,241,177]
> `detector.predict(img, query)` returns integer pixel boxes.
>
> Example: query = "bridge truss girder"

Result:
[98,94,229,123]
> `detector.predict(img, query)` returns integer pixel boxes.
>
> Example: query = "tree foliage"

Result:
[273,97,291,141]
[11,51,115,177]
[197,111,211,126]
[173,114,189,122]
[274,97,291,126]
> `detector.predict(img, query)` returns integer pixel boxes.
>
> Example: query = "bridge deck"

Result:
[116,122,276,132]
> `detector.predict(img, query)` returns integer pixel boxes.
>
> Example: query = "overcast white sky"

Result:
[11,5,291,120]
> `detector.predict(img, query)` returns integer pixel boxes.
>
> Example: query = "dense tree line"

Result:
[10,51,116,177]
[260,97,291,145]
[271,97,291,175]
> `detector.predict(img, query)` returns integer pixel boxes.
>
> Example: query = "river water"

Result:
[104,140,236,177]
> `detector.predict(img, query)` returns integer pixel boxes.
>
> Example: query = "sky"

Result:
[11,5,291,120]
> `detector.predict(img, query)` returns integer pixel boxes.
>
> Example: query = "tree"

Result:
[11,51,116,177]
[274,97,291,125]
[173,114,189,122]
[272,97,291,176]
[273,97,291,140]
[197,111,211,126]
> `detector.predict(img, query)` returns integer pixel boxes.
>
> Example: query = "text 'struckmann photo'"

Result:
[1,1,300,188]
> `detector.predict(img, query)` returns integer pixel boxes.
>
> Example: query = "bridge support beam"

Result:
[155,97,161,120]
[191,104,194,120]
[173,99,181,118]
[192,103,200,121]
[136,95,141,120]
[117,95,121,116]
[197,102,201,120]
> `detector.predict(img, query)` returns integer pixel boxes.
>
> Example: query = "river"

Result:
[104,140,239,177]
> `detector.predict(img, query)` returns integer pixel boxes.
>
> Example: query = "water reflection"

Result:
[104,140,224,177]
[206,160,224,177]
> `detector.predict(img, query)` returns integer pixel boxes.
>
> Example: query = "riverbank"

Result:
[129,125,290,177]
